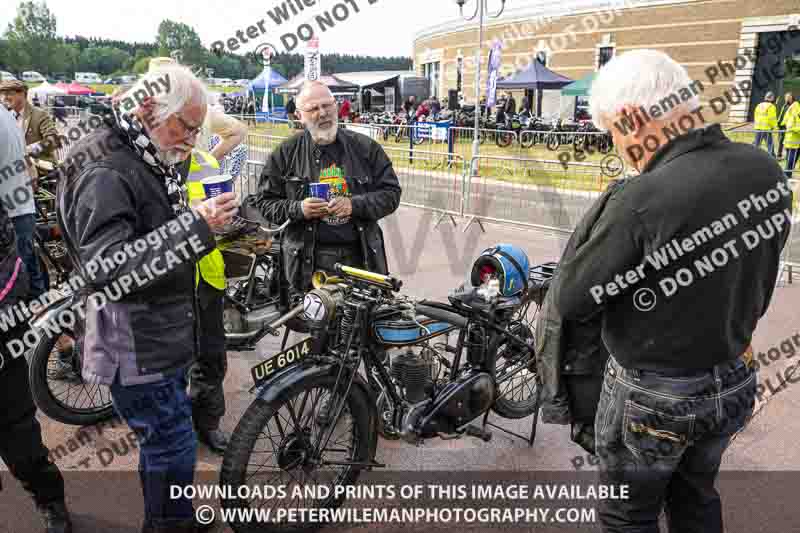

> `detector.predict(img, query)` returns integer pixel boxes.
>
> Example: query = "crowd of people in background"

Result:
[753,90,800,177]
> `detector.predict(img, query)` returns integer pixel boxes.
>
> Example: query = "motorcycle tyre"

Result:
[29,327,115,426]
[490,324,539,420]
[220,373,371,533]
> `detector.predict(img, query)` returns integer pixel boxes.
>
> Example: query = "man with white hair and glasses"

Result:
[57,63,238,532]
[550,50,792,532]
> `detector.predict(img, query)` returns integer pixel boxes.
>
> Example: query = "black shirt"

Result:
[313,138,358,244]
[286,99,296,114]
[552,124,792,371]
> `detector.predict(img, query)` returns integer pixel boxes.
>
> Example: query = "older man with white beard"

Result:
[57,64,238,533]
[252,81,401,294]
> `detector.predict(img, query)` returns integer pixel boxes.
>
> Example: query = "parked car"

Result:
[236,79,250,86]
[22,71,46,83]
[0,71,18,81]
[75,72,103,84]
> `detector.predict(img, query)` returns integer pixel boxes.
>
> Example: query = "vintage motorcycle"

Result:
[218,246,555,532]
[25,214,295,426]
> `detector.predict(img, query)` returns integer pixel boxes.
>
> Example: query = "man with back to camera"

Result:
[550,49,792,533]
[251,80,401,295]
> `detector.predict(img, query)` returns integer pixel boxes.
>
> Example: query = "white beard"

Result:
[308,121,338,145]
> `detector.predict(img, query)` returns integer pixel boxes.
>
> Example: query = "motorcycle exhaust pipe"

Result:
[225,303,306,340]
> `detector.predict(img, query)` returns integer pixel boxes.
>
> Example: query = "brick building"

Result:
[413,0,800,123]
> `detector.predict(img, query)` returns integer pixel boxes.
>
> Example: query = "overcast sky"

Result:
[1,0,470,57]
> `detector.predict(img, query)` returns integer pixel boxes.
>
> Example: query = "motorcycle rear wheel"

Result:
[220,372,371,533]
[491,322,539,419]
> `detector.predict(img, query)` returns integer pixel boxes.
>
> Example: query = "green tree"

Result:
[132,56,153,74]
[50,42,79,76]
[4,1,59,75]
[155,19,206,67]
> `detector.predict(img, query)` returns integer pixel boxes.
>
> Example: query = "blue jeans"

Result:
[785,148,798,178]
[753,131,774,156]
[110,365,197,527]
[595,353,756,533]
[12,214,47,299]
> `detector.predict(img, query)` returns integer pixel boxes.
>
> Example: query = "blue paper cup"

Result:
[309,182,330,200]
[201,174,234,199]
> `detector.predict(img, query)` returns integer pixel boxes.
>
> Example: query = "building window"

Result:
[536,51,547,66]
[423,61,440,98]
[598,46,615,68]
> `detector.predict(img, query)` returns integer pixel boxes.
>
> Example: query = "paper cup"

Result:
[201,174,233,199]
[309,182,330,200]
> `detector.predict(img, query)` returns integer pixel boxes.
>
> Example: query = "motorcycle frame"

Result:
[251,281,539,469]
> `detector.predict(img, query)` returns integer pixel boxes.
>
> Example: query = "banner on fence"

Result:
[305,37,321,82]
[486,40,502,108]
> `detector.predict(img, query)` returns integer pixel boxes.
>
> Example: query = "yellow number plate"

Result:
[250,337,312,387]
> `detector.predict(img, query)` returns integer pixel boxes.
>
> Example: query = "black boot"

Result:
[37,501,72,533]
[196,428,229,455]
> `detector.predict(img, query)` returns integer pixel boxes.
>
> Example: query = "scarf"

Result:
[111,110,187,215]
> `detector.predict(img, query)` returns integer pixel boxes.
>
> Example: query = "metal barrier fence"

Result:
[462,154,607,234]
[781,178,800,284]
[382,146,465,217]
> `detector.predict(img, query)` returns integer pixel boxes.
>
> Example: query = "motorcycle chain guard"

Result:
[415,370,496,438]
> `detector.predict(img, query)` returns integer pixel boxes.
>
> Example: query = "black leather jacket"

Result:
[535,179,625,425]
[253,129,402,291]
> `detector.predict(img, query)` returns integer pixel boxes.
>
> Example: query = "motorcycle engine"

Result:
[390,346,439,403]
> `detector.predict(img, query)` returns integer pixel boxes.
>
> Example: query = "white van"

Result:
[74,72,102,84]
[22,71,46,82]
[0,71,18,81]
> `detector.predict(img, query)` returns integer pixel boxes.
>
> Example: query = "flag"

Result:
[486,40,503,108]
[261,65,271,113]
[305,37,321,81]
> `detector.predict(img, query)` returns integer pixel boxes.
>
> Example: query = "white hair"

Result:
[126,63,208,125]
[589,50,701,131]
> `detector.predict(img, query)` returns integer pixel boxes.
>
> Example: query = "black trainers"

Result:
[37,501,72,533]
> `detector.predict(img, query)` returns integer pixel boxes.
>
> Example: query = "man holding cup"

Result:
[252,81,402,294]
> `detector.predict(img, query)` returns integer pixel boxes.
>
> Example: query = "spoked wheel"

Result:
[220,373,371,533]
[29,328,115,426]
[491,304,539,419]
[520,130,535,149]
[496,131,514,148]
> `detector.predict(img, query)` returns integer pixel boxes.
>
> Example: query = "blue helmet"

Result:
[470,244,530,297]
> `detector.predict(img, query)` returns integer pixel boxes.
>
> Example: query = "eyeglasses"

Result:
[300,101,336,116]
[174,113,203,138]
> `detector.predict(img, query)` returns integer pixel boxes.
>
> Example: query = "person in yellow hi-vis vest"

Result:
[753,92,778,157]
[777,92,796,160]
[183,149,230,454]
[784,99,800,178]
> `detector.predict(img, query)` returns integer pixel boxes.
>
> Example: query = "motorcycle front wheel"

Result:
[29,327,115,426]
[220,372,371,533]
